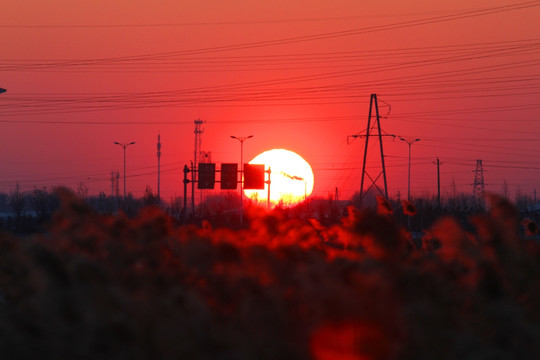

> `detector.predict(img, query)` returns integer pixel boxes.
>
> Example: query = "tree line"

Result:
[1,184,539,236]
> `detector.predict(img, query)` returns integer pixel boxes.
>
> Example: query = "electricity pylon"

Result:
[348,94,394,204]
[473,159,485,198]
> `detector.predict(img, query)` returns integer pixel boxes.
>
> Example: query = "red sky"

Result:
[1,0,540,202]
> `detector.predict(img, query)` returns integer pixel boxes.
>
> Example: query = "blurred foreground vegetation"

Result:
[0,189,539,359]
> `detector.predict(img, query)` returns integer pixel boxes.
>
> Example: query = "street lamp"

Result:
[399,137,421,201]
[114,141,136,199]
[230,135,253,225]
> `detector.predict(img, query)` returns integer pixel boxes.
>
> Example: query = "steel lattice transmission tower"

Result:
[473,159,485,198]
[348,94,394,204]
[190,119,213,212]
[194,119,205,170]
[191,119,205,212]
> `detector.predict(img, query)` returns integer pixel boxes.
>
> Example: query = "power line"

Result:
[1,2,538,68]
[3,38,538,72]
[0,6,512,29]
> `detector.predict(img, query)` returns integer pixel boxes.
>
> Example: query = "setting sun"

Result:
[244,149,314,207]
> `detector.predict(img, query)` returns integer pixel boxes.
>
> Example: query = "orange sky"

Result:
[1,1,540,202]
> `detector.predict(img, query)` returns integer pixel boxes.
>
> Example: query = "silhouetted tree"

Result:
[30,187,49,220]
[76,181,89,199]
[168,195,183,219]
[143,186,158,206]
[9,187,25,220]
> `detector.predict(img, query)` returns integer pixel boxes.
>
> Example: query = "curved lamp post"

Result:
[399,137,421,201]
[114,141,136,199]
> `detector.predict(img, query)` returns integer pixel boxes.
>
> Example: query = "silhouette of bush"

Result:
[0,193,538,359]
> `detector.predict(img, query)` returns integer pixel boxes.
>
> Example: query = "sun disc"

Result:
[244,149,314,207]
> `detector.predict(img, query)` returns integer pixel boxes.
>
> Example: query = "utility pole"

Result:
[266,167,272,209]
[190,161,195,213]
[199,151,211,208]
[115,171,120,199]
[157,134,161,202]
[110,172,115,197]
[348,94,394,204]
[433,157,442,207]
[231,135,254,225]
[183,165,189,223]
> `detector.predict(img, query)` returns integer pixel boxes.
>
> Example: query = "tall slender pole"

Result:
[437,158,440,207]
[407,144,411,200]
[433,157,442,208]
[267,167,271,209]
[114,141,135,200]
[183,165,189,223]
[231,135,253,225]
[116,171,120,200]
[124,147,127,198]
[399,138,420,201]
[157,134,161,202]
[111,172,115,197]
[239,140,244,223]
[191,161,195,213]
